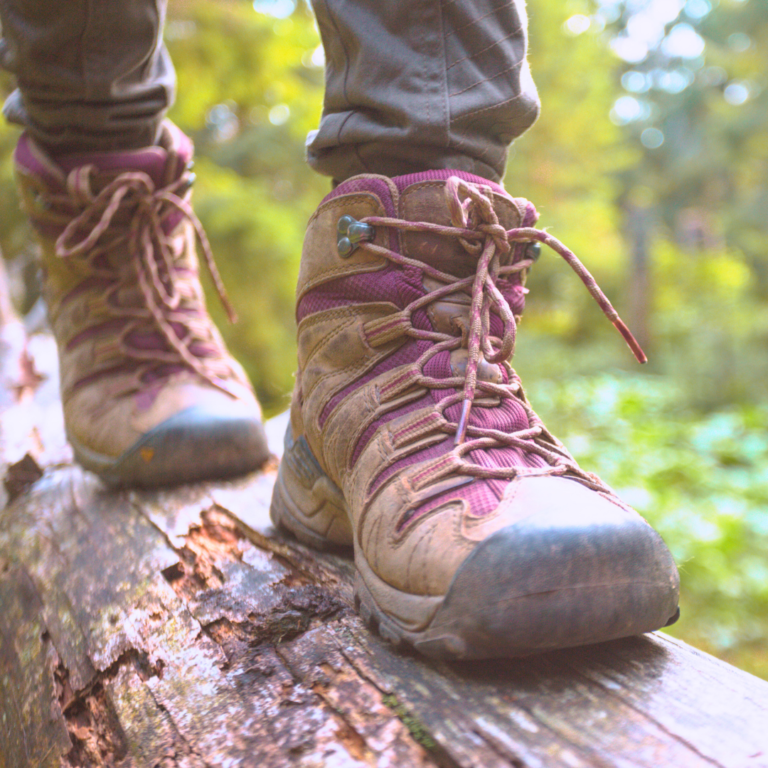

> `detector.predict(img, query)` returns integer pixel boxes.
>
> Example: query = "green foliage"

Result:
[165,0,328,413]
[477,0,768,678]
[507,0,637,343]
[191,157,304,409]
[651,240,768,408]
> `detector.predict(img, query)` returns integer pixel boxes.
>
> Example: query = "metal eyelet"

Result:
[337,215,375,258]
[30,188,51,211]
[176,172,196,196]
[525,242,541,262]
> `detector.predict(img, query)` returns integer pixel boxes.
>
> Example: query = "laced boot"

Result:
[15,121,270,487]
[271,170,680,659]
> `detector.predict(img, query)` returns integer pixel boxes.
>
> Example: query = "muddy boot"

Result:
[271,170,679,659]
[15,121,270,487]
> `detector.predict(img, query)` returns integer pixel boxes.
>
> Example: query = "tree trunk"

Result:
[1,310,768,768]
[625,202,653,354]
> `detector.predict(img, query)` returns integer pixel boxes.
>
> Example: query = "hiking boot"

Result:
[271,170,679,659]
[15,122,270,487]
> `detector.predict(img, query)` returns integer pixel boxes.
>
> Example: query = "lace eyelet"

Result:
[525,242,541,262]
[176,172,196,196]
[337,215,374,258]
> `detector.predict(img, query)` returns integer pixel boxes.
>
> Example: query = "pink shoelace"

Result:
[53,165,237,395]
[355,177,646,494]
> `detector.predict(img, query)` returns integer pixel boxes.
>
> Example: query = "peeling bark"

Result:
[2,316,768,768]
[4,453,43,502]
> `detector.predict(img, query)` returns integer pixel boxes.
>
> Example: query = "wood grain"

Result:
[1,322,768,768]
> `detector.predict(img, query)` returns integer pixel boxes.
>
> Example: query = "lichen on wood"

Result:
[2,316,768,768]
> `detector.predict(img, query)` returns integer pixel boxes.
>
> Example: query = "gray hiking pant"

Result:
[0,0,539,182]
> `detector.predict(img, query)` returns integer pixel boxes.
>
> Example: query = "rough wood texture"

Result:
[2,317,768,768]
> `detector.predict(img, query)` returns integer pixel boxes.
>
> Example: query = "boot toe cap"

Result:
[416,477,680,659]
[75,397,270,488]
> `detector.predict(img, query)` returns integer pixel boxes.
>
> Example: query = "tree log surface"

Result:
[1,325,768,768]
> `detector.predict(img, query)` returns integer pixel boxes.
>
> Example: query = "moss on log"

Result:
[2,317,768,768]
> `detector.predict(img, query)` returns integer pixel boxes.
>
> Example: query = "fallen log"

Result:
[1,307,768,768]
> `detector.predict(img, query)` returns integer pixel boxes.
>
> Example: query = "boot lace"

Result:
[353,177,646,494]
[52,164,238,396]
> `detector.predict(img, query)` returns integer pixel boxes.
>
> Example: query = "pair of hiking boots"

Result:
[15,121,679,659]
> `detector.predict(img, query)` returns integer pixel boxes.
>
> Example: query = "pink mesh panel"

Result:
[392,169,507,196]
[470,445,546,472]
[126,330,169,351]
[522,201,538,227]
[472,398,530,433]
[423,350,452,380]
[398,478,502,531]
[397,442,550,531]
[57,145,173,189]
[497,281,527,317]
[305,171,552,530]
[188,343,220,358]
[371,416,546,508]
[297,265,402,323]
[442,397,530,435]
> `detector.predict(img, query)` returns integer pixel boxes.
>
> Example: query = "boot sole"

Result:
[271,426,680,660]
[70,405,271,488]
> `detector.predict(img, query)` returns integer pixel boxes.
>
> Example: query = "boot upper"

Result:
[15,122,262,467]
[292,170,660,597]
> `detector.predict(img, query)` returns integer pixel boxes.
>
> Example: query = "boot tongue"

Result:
[392,170,526,277]
[57,145,171,189]
[55,122,193,189]
[14,123,191,194]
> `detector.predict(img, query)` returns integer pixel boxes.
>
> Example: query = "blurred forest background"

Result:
[1,0,767,678]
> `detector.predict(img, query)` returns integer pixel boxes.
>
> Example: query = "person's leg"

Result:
[307,0,540,183]
[1,0,270,486]
[0,0,174,153]
[272,0,680,658]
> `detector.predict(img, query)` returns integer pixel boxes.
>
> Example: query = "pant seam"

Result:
[437,0,450,150]
[318,0,354,151]
[444,0,516,39]
[449,58,524,99]
[446,25,523,71]
[421,5,431,134]
[459,90,535,122]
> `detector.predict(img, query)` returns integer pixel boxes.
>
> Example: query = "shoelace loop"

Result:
[54,165,237,395]
[351,176,645,492]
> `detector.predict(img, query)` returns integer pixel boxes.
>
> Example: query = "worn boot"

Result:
[271,170,679,659]
[15,122,270,487]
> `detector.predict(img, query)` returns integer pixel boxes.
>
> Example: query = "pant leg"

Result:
[307,0,540,183]
[0,0,174,153]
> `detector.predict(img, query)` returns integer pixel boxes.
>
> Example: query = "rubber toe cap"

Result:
[416,477,680,659]
[96,399,270,488]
